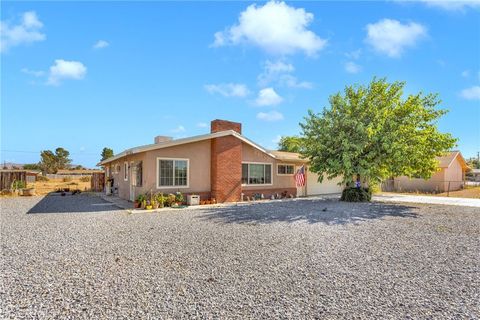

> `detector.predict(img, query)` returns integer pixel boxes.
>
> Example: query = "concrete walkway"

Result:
[374,194,480,208]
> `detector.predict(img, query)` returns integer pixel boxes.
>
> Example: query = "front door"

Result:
[129,161,136,201]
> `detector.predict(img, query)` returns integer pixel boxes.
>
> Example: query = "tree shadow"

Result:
[27,193,121,214]
[197,198,419,225]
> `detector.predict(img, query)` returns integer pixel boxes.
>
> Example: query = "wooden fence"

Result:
[91,172,105,192]
[0,171,27,190]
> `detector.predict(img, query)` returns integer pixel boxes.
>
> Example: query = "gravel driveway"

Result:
[1,194,479,319]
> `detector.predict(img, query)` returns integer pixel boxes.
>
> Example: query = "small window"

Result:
[242,163,272,185]
[124,162,128,181]
[157,158,189,188]
[135,161,143,187]
[277,164,295,175]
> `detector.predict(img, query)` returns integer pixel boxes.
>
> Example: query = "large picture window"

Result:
[242,163,272,185]
[157,158,189,188]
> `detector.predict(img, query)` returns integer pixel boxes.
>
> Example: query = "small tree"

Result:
[300,78,457,200]
[278,136,304,153]
[39,147,72,173]
[55,147,71,170]
[101,147,114,161]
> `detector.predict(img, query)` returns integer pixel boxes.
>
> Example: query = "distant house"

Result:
[468,168,480,182]
[393,151,469,193]
[98,119,344,203]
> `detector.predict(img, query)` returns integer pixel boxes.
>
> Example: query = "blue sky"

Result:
[1,1,479,168]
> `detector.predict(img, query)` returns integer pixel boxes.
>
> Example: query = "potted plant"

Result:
[175,191,184,206]
[152,200,159,209]
[166,193,176,207]
[136,194,146,209]
[145,200,153,210]
[155,192,165,208]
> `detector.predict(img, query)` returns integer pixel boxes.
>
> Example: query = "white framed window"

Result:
[242,162,272,185]
[124,162,128,181]
[277,164,295,175]
[156,157,189,188]
[116,164,121,174]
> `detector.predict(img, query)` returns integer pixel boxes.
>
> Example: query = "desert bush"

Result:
[62,177,72,182]
[11,180,26,190]
[341,187,372,202]
[79,176,91,182]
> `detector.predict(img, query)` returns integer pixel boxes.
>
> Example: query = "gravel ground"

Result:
[1,194,479,319]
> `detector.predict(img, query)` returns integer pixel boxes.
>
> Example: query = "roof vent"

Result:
[154,136,173,144]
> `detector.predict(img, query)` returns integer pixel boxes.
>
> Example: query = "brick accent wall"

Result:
[211,135,242,203]
[211,119,242,134]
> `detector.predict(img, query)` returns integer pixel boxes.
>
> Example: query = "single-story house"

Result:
[98,119,344,203]
[392,151,469,193]
[467,168,480,182]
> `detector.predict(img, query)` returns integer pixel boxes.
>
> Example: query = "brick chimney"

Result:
[211,119,242,134]
[210,119,242,203]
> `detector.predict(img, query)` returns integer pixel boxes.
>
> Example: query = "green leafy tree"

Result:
[39,150,58,173]
[39,147,72,173]
[23,163,41,170]
[101,147,114,161]
[300,78,457,193]
[55,147,71,170]
[278,136,304,153]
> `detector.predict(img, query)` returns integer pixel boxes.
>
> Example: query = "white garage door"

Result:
[306,169,344,195]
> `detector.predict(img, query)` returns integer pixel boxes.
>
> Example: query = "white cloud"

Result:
[21,67,45,77]
[47,59,87,85]
[418,0,480,11]
[197,122,208,128]
[204,83,250,97]
[365,19,427,58]
[461,70,470,78]
[93,40,109,49]
[344,61,362,74]
[460,86,480,100]
[257,110,284,121]
[212,1,327,56]
[258,59,312,89]
[0,11,45,53]
[255,87,284,106]
[171,125,186,133]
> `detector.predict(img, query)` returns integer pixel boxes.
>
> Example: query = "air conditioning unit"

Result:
[187,194,200,206]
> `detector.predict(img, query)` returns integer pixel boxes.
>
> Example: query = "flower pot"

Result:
[153,203,159,209]
[211,198,216,204]
[145,205,153,210]
[133,201,140,208]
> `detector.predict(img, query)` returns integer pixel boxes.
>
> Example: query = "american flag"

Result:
[294,165,306,187]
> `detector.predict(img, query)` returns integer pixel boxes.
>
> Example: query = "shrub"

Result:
[79,176,91,182]
[36,175,49,182]
[62,177,72,182]
[341,187,372,202]
[11,180,26,190]
[165,194,176,207]
[175,191,184,203]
